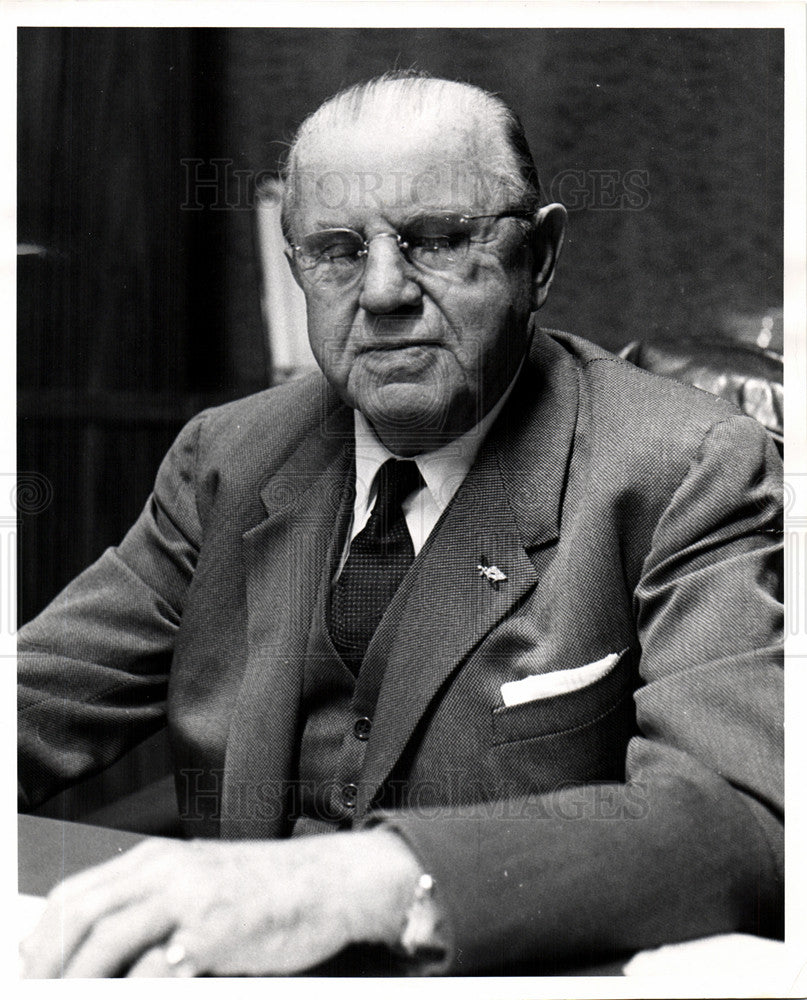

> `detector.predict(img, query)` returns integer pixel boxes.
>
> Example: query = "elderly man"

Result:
[18,72,782,977]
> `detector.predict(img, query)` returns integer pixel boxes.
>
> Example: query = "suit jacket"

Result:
[18,328,783,973]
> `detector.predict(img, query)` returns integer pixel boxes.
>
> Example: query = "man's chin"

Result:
[357,382,455,454]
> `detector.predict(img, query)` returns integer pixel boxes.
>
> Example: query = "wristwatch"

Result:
[399,872,444,958]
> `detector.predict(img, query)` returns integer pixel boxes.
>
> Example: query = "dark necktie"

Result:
[329,458,423,674]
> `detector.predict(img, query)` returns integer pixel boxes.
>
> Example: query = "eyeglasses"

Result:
[287,211,534,284]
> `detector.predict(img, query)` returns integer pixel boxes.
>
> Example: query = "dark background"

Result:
[17,27,784,814]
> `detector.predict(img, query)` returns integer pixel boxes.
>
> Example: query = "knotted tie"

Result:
[329,458,423,674]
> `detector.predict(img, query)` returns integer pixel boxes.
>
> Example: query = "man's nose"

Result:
[357,237,422,314]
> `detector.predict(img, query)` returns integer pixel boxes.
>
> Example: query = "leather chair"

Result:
[619,337,783,454]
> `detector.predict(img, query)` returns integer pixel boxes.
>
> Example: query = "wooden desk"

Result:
[18,814,630,976]
[18,813,150,898]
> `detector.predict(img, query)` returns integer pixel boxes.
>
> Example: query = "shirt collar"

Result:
[352,360,523,516]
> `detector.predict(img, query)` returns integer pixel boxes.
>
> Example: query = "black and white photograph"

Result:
[10,4,805,993]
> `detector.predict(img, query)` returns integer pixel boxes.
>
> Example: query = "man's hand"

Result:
[19,827,423,978]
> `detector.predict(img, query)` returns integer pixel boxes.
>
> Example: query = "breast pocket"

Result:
[491,647,635,747]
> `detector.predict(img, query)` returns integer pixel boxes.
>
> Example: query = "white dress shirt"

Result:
[334,370,521,580]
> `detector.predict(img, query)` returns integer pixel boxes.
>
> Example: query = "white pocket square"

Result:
[500,652,620,707]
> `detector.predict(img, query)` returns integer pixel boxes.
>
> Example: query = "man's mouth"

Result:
[359,340,441,353]
[357,342,442,378]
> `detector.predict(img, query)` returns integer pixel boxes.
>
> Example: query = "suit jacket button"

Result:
[341,783,358,809]
[353,717,372,740]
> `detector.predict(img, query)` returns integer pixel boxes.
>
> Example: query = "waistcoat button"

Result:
[353,717,372,740]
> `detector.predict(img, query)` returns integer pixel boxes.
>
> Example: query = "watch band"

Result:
[399,872,441,957]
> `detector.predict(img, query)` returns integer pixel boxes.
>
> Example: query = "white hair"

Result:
[280,71,542,240]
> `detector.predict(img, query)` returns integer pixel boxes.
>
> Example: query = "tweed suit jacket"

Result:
[18,327,783,973]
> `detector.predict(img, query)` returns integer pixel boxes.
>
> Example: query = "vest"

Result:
[290,464,390,837]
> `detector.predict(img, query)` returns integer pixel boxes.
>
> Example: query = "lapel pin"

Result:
[477,563,507,590]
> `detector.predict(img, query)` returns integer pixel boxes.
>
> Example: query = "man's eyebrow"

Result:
[300,210,470,235]
[306,221,359,232]
[398,210,467,226]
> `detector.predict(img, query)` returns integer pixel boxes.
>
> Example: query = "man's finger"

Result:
[126,945,173,978]
[62,902,175,979]
[21,882,124,978]
[21,845,180,978]
[127,939,198,978]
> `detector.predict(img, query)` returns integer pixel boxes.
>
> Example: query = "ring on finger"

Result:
[165,939,197,977]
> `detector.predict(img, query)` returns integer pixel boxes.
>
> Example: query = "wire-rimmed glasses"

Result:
[286,211,534,284]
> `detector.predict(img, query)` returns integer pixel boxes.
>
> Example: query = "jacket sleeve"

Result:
[18,412,207,811]
[375,414,783,973]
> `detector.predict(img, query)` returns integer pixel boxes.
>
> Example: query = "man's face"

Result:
[288,108,542,454]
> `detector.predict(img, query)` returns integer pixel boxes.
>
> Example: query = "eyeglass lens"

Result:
[295,214,495,278]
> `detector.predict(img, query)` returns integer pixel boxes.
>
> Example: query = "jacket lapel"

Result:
[356,330,581,813]
[220,328,580,831]
[221,399,353,838]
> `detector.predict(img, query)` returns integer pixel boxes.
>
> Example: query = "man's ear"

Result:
[529,203,568,310]
[284,247,305,291]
